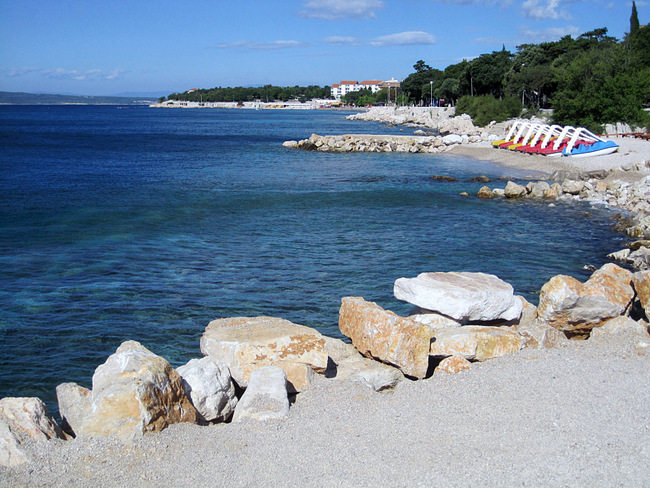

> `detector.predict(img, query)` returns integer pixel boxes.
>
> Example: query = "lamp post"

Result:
[430,81,433,107]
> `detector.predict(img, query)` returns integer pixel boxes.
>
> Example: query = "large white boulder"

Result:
[394,272,523,323]
[176,357,238,423]
[232,366,289,422]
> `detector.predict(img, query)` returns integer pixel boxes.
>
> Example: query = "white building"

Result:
[330,80,393,101]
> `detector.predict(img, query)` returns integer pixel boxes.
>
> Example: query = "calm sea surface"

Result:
[0,106,624,414]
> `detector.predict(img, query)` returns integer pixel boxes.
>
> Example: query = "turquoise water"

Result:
[0,106,624,414]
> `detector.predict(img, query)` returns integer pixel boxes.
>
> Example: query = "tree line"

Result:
[163,85,331,104]
[401,2,649,131]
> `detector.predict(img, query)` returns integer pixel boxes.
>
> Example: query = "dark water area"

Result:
[0,106,625,414]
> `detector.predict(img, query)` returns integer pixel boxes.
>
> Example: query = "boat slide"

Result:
[492,121,618,157]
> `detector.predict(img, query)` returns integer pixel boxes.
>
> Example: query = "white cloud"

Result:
[432,0,512,6]
[519,25,580,42]
[522,0,572,20]
[324,36,361,45]
[370,31,437,46]
[216,40,308,50]
[5,67,125,81]
[299,0,384,20]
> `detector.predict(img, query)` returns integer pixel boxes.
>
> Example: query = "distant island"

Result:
[0,91,156,105]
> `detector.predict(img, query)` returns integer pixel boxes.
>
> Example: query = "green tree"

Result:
[631,1,640,36]
[435,78,460,106]
[551,44,649,132]
[413,60,432,73]
[467,47,513,98]
[343,89,373,106]
[401,68,443,105]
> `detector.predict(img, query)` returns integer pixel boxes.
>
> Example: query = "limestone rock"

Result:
[429,326,523,361]
[633,270,650,317]
[0,397,66,442]
[590,316,649,339]
[504,181,527,198]
[56,382,91,436]
[324,337,403,392]
[0,420,28,467]
[176,357,238,423]
[526,181,550,198]
[435,355,472,374]
[442,134,462,145]
[438,114,479,136]
[562,180,585,195]
[537,263,635,334]
[408,312,462,332]
[608,248,631,261]
[338,297,432,378]
[200,317,327,392]
[232,366,289,422]
[394,272,523,323]
[0,397,67,467]
[544,183,561,199]
[513,297,568,349]
[477,186,495,198]
[76,341,197,441]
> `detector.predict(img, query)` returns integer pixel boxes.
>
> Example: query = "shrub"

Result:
[456,95,522,127]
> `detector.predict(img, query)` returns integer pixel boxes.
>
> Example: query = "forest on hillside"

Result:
[401,3,649,131]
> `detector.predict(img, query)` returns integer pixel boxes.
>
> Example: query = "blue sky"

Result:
[0,0,646,96]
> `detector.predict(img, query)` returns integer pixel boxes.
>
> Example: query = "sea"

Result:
[0,105,626,416]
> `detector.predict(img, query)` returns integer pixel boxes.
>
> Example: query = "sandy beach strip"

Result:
[448,136,650,177]
[2,136,650,488]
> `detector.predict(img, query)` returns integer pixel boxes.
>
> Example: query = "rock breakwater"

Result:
[284,132,493,154]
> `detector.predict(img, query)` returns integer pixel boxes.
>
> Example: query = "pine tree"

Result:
[631,1,640,36]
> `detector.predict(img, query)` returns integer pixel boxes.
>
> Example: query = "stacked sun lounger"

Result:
[492,121,619,157]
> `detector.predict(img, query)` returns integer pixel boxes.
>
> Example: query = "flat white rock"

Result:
[394,272,522,322]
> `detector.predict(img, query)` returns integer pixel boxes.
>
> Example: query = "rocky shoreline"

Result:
[2,261,650,484]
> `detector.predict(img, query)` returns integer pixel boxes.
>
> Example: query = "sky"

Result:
[0,0,647,96]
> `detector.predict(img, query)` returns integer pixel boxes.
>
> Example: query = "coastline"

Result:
[2,112,650,487]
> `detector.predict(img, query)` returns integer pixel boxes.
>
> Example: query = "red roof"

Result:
[360,80,382,85]
[331,83,340,88]
[339,81,358,85]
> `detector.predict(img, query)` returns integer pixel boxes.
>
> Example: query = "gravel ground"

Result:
[2,334,649,487]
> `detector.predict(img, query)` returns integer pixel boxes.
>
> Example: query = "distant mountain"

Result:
[0,91,155,105]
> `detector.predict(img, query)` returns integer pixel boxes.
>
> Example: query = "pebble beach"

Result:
[2,111,650,488]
